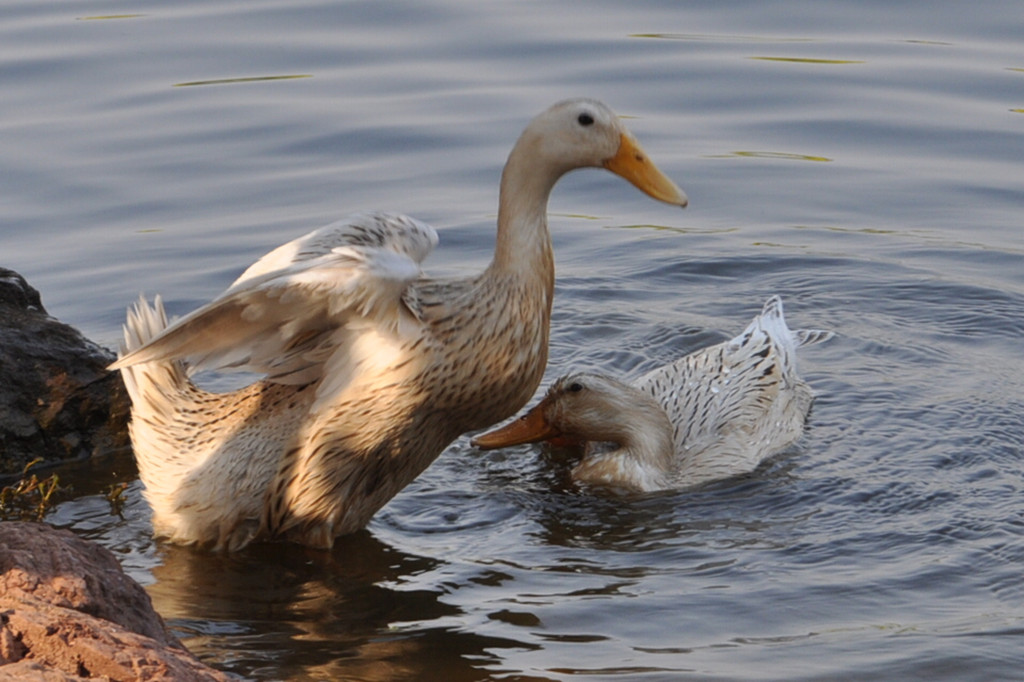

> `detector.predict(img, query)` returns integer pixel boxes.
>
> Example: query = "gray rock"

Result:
[0,269,130,477]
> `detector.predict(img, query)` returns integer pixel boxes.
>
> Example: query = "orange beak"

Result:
[472,400,560,450]
[603,132,688,207]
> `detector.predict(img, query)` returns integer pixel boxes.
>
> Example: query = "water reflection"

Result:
[630,33,816,44]
[77,14,145,21]
[711,151,832,162]
[173,75,313,88]
[148,532,536,680]
[749,57,865,65]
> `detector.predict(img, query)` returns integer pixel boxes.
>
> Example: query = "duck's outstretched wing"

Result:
[110,212,438,385]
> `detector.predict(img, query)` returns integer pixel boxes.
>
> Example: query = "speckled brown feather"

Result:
[261,264,554,544]
[112,99,684,550]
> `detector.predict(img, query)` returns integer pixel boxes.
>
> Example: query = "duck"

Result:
[472,296,832,492]
[110,98,687,550]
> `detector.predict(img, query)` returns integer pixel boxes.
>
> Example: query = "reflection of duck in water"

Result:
[146,531,450,681]
[110,98,687,550]
[474,297,832,492]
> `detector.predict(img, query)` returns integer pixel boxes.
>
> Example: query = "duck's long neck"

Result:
[488,133,560,282]
[447,134,560,431]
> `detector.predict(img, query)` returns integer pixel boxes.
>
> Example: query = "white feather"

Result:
[111,212,437,384]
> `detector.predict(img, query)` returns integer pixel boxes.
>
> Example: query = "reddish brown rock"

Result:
[0,522,235,681]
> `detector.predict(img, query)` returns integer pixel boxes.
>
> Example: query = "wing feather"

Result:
[110,212,438,384]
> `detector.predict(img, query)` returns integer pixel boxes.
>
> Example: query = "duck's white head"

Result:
[514,99,687,207]
[473,372,671,450]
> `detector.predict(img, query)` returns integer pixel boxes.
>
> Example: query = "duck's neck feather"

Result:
[613,404,676,471]
[576,396,676,491]
[489,135,560,276]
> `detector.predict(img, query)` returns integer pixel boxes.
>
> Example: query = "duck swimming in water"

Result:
[473,296,832,492]
[110,98,686,550]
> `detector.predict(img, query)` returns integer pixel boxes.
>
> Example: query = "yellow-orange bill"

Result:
[603,132,687,207]
[472,403,560,450]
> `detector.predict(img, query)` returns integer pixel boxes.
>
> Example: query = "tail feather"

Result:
[115,295,190,419]
[794,328,835,348]
[728,296,832,379]
[750,295,834,350]
[120,294,169,355]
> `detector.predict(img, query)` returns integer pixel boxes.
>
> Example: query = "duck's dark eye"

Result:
[568,382,584,393]
[577,113,594,127]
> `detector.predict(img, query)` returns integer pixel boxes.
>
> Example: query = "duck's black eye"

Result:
[577,113,594,127]
[568,382,584,393]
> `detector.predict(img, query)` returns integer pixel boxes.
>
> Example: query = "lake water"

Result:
[4,0,1024,679]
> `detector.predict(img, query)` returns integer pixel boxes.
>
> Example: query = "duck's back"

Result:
[633,296,831,486]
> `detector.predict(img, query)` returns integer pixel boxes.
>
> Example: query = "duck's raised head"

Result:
[514,99,687,207]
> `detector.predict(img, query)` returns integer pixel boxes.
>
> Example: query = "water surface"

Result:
[3,1,1023,680]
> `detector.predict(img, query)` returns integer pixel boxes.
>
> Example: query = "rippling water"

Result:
[4,0,1024,680]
